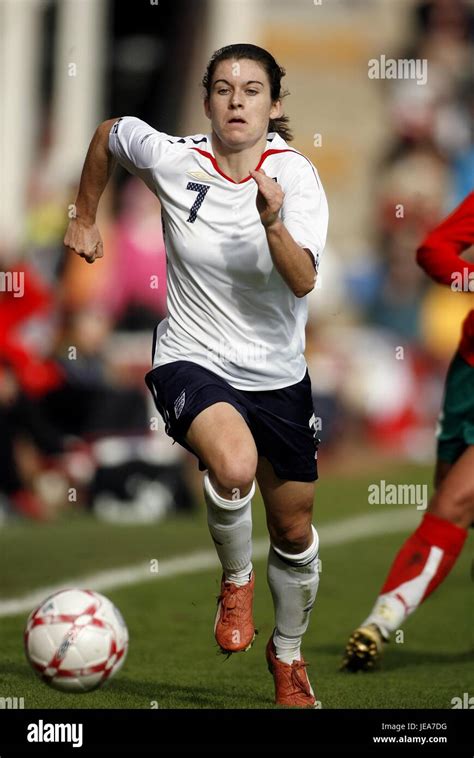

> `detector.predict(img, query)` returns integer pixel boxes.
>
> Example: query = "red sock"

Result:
[381,513,467,607]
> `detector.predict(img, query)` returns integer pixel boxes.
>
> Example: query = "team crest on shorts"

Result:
[309,413,321,459]
[174,389,186,419]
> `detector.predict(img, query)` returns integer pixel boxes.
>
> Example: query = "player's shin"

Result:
[362,513,467,638]
[267,525,320,663]
[203,471,254,585]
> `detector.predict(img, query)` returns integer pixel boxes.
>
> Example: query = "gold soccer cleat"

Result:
[340,623,386,672]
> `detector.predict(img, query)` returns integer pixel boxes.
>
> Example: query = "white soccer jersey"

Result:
[109,116,328,390]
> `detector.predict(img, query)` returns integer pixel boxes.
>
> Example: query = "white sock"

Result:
[224,566,253,586]
[203,471,254,586]
[361,595,406,640]
[361,545,449,641]
[272,629,302,664]
[267,525,320,664]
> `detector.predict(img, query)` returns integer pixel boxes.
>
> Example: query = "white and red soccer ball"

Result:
[24,589,129,692]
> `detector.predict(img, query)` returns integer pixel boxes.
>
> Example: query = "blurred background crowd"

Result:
[0,0,473,523]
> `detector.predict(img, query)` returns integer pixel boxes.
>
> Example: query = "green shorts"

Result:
[436,351,474,463]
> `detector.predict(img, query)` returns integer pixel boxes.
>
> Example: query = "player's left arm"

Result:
[416,192,474,285]
[250,160,328,297]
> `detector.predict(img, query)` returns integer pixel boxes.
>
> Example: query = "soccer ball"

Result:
[24,589,129,693]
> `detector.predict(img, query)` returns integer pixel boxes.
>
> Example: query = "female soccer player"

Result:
[64,43,328,707]
[342,192,474,671]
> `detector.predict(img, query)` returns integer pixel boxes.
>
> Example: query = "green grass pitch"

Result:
[0,462,472,709]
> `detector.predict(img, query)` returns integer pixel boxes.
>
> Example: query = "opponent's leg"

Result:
[257,457,320,707]
[342,448,472,671]
[185,402,258,653]
[434,458,452,489]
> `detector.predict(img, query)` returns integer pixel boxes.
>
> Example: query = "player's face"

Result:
[205,58,282,149]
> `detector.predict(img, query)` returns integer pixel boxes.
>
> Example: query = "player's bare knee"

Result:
[269,519,313,555]
[210,453,257,497]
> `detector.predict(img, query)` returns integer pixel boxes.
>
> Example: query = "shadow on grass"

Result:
[0,663,268,708]
[111,677,271,707]
[313,643,474,671]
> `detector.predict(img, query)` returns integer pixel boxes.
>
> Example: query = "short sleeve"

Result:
[280,156,329,271]
[108,116,173,192]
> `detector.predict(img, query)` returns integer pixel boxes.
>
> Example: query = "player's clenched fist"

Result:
[249,168,284,229]
[63,217,104,264]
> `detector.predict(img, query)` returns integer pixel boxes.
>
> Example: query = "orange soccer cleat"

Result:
[266,634,318,708]
[214,571,256,654]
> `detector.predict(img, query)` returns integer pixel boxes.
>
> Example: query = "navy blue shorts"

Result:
[145,360,320,482]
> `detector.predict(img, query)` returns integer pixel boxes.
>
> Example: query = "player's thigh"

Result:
[185,401,258,490]
[256,456,315,552]
[429,445,474,528]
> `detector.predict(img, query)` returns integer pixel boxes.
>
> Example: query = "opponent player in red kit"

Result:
[342,191,474,670]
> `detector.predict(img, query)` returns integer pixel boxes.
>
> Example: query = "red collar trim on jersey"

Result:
[190,147,295,184]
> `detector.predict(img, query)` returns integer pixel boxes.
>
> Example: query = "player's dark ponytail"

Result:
[202,43,293,142]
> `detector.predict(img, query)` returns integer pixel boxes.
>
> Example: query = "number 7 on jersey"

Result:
[186,182,210,223]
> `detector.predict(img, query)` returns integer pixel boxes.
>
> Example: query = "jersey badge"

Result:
[187,170,215,182]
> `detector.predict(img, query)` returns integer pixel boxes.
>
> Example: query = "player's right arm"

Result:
[64,118,119,264]
[65,117,173,264]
